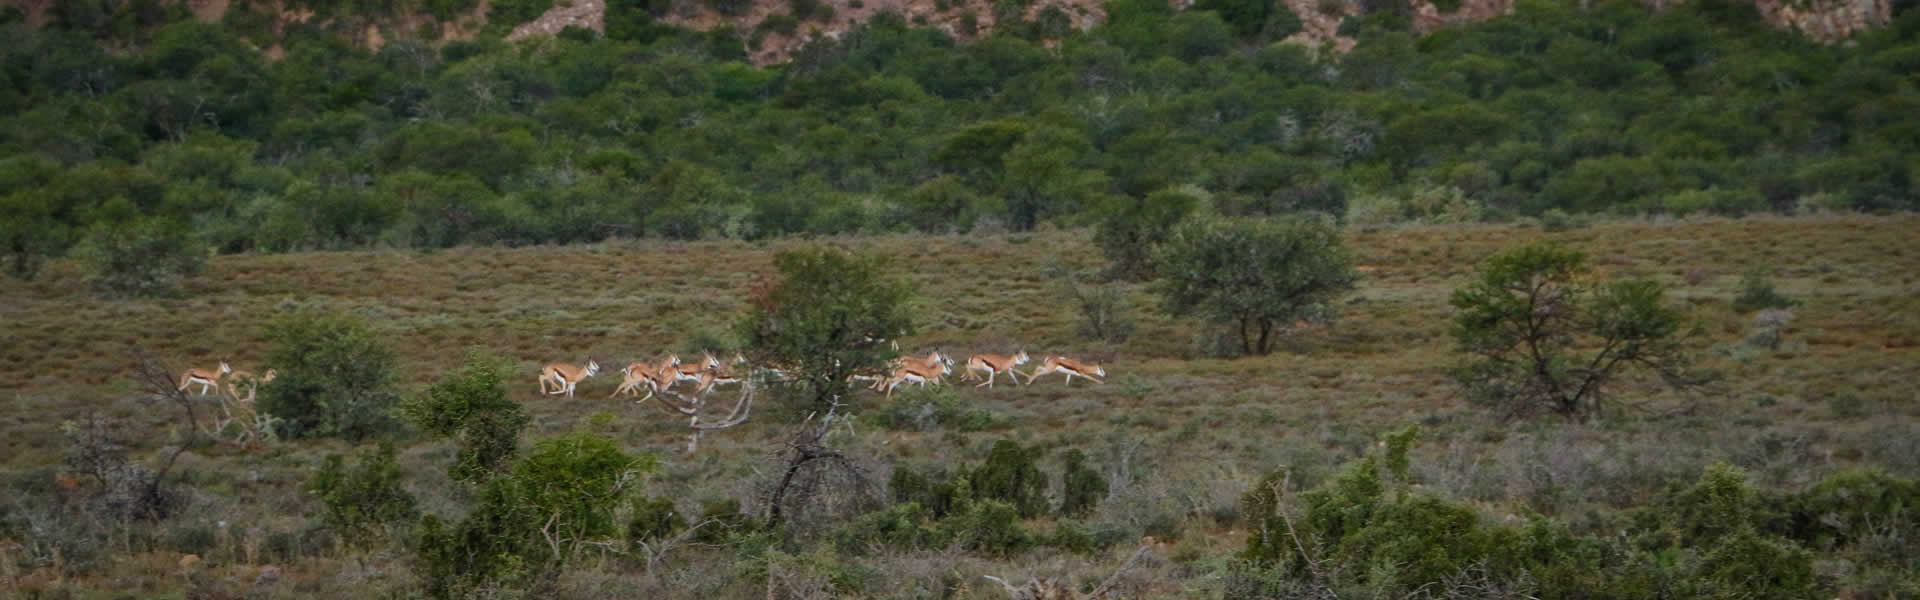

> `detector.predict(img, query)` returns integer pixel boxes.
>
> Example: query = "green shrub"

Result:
[1094,188,1200,281]
[416,433,652,598]
[308,443,417,549]
[402,351,529,482]
[627,495,685,543]
[1059,449,1107,516]
[833,501,946,553]
[1732,266,1797,313]
[258,310,400,440]
[1786,468,1919,552]
[972,440,1050,518]
[74,216,206,297]
[944,498,1031,556]
[1689,528,1816,600]
[877,386,999,432]
[890,466,966,518]
[1045,520,1101,555]
[1646,461,1772,546]
[1539,208,1588,232]
[694,497,751,543]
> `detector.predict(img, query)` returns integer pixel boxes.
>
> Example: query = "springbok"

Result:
[539,358,600,398]
[1024,356,1106,386]
[963,351,1030,388]
[611,355,681,401]
[177,361,231,396]
[225,368,278,405]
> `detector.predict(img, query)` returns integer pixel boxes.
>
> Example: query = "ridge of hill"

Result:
[0,0,1897,64]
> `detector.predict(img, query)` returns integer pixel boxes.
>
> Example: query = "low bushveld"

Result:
[3,214,1917,598]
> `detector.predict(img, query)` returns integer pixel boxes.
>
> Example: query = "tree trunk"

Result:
[1255,320,1273,355]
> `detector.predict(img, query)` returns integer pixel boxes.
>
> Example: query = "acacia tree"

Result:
[1450,242,1711,421]
[1154,216,1356,356]
[736,245,916,413]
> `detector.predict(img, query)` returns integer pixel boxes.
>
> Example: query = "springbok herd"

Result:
[554,349,1109,402]
[175,349,1108,407]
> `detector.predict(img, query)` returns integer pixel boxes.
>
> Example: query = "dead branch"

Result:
[633,518,717,576]
[646,379,758,453]
[985,545,1155,600]
[1087,545,1154,599]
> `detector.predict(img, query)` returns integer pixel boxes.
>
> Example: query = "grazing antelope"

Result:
[611,355,682,401]
[177,361,232,396]
[539,359,600,398]
[963,351,1031,388]
[225,368,278,405]
[1024,356,1106,386]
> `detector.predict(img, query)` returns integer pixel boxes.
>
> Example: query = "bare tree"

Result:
[765,397,882,529]
[640,376,759,454]
[985,545,1156,600]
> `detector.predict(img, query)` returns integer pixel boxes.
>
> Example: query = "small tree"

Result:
[258,310,400,440]
[1450,242,1712,421]
[1154,216,1356,356]
[972,440,1051,518]
[737,246,916,413]
[309,443,418,549]
[1093,187,1201,281]
[403,351,530,482]
[74,217,206,297]
[1731,266,1797,313]
[1059,449,1108,516]
[416,433,653,598]
[1056,268,1136,343]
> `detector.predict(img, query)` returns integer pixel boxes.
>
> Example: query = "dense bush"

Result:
[972,440,1051,518]
[72,216,205,297]
[4,0,1915,262]
[1093,187,1200,281]
[626,495,685,542]
[1733,266,1799,313]
[1230,426,1882,599]
[1059,449,1108,516]
[308,443,418,548]
[416,433,652,598]
[402,351,530,482]
[258,310,401,440]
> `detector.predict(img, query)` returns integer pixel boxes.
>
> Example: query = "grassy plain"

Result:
[3,214,1918,597]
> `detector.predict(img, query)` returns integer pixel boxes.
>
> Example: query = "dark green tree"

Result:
[402,351,531,482]
[737,246,917,413]
[73,216,206,297]
[1449,242,1713,420]
[258,310,400,440]
[1154,216,1357,356]
[308,443,418,548]
[1093,187,1202,280]
[417,433,651,598]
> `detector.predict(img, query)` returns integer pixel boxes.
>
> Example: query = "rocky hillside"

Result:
[0,0,1896,64]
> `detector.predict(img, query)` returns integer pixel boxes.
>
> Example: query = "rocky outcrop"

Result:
[0,0,1900,63]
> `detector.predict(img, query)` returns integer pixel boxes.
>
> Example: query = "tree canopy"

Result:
[2,0,1918,278]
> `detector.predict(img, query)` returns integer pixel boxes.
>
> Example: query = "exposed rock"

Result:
[508,0,608,41]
